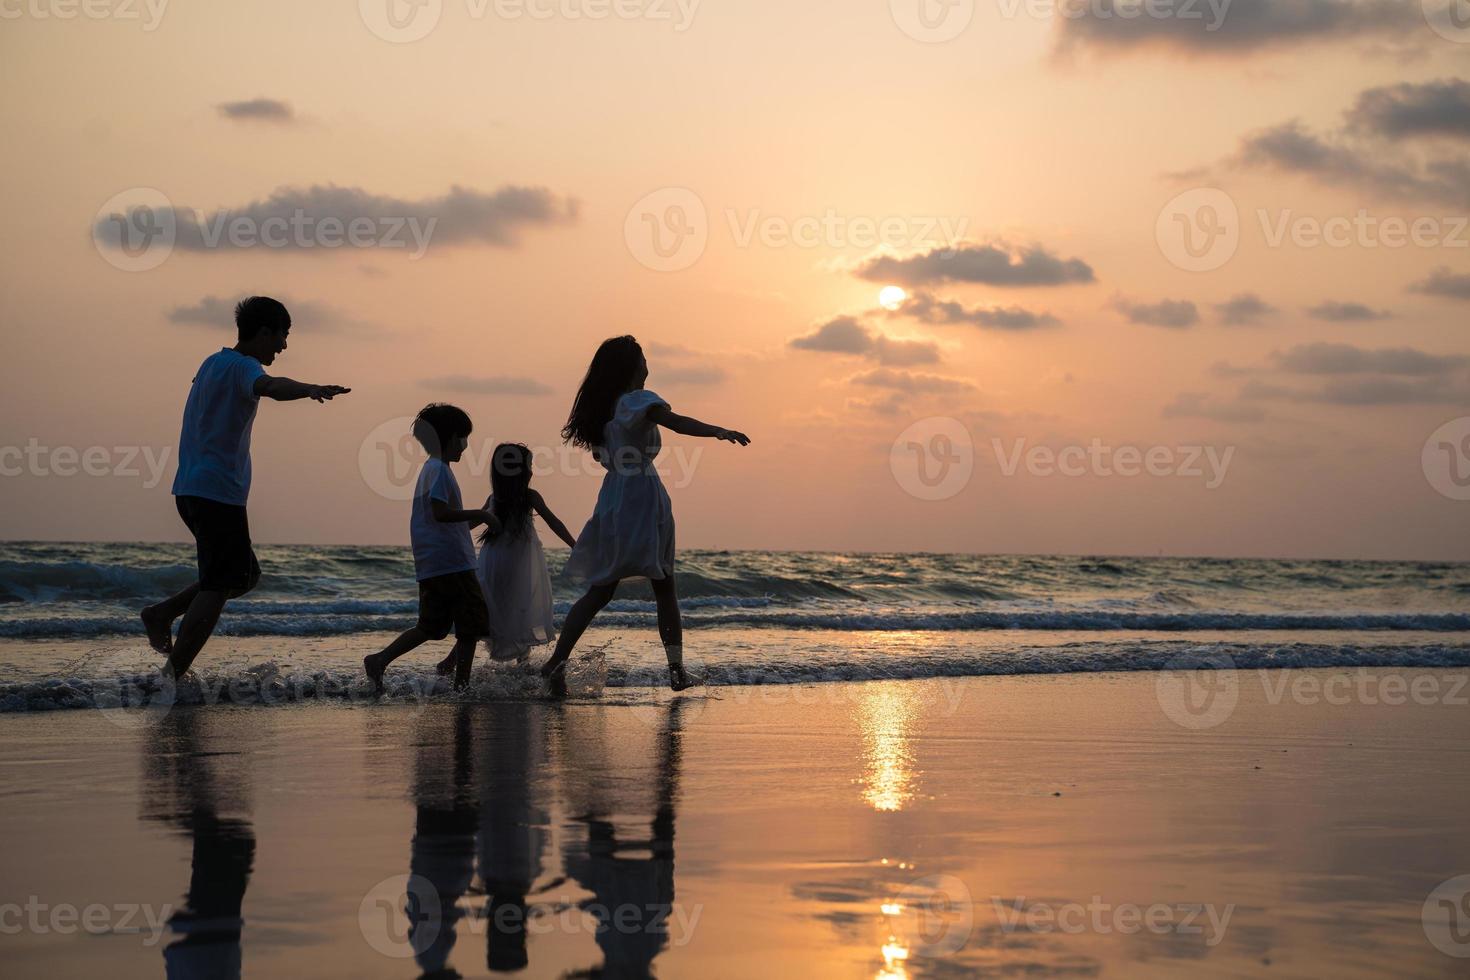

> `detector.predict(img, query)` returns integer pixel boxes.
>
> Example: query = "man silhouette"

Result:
[141,297,349,677]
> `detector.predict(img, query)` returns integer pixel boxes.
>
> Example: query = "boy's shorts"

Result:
[417,570,490,641]
[176,495,261,596]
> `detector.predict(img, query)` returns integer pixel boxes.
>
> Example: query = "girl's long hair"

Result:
[561,335,643,451]
[480,443,534,544]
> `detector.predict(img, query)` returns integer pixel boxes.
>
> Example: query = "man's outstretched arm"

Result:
[253,376,351,402]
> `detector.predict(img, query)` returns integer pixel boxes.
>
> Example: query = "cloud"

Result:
[1273,342,1466,375]
[790,316,871,354]
[1215,293,1277,325]
[217,98,295,123]
[1054,0,1422,56]
[850,368,975,394]
[1243,376,1469,405]
[94,183,580,254]
[419,375,553,396]
[1305,300,1392,321]
[657,365,729,385]
[1235,119,1470,207]
[1112,296,1199,328]
[166,294,376,334]
[846,393,907,416]
[1346,79,1470,140]
[1211,360,1258,378]
[892,290,1060,330]
[1409,267,1470,300]
[1162,392,1267,422]
[854,243,1094,288]
[789,316,940,366]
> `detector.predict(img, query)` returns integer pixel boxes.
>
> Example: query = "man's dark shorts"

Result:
[417,570,490,641]
[176,495,261,596]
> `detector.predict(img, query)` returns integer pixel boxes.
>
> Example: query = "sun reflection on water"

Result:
[858,685,919,812]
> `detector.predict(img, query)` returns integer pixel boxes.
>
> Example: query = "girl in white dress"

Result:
[437,443,577,673]
[543,336,750,692]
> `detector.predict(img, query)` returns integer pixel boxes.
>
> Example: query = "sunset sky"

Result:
[2,0,1469,558]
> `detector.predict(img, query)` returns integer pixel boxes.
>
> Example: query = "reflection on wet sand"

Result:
[857,684,920,813]
[140,709,257,980]
[398,700,686,979]
[557,702,684,979]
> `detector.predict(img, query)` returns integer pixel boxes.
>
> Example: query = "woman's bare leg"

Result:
[540,583,617,678]
[650,575,692,690]
[650,574,683,650]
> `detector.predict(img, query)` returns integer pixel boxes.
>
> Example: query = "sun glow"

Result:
[878,286,907,311]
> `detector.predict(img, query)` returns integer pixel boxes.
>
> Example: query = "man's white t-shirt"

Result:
[172,348,267,506]
[411,458,477,581]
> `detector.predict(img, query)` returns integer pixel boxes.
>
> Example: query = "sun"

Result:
[878,286,907,311]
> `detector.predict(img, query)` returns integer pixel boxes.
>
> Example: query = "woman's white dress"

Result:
[477,497,557,661]
[562,389,676,587]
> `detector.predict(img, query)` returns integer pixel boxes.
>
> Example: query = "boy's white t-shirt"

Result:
[411,458,477,581]
[171,348,267,506]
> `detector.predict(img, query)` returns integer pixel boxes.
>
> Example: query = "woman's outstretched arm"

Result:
[530,490,579,548]
[647,404,751,445]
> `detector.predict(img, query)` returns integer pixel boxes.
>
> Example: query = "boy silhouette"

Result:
[142,296,349,677]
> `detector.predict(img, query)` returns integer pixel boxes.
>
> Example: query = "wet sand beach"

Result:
[3,669,1470,978]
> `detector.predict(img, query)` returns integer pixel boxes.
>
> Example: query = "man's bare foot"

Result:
[141,605,173,655]
[435,652,456,676]
[363,654,386,696]
[668,664,697,692]
[453,653,474,691]
[545,672,568,699]
[539,654,568,680]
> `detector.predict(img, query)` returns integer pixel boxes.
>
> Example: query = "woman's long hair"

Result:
[480,443,534,544]
[561,335,644,451]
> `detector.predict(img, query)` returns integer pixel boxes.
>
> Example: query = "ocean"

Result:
[2,541,1469,711]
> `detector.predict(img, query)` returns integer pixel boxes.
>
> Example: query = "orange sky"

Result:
[2,0,1468,558]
